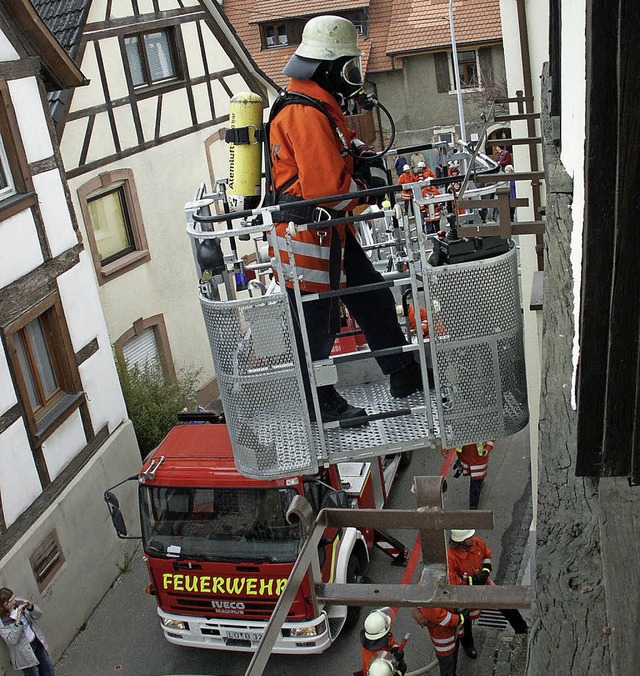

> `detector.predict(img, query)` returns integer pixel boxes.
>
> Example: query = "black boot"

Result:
[500,608,529,634]
[460,617,477,659]
[309,387,368,428]
[389,362,424,397]
[469,479,483,510]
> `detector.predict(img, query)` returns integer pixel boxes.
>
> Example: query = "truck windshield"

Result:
[139,486,302,563]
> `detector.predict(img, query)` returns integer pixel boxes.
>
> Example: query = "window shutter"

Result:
[434,52,450,92]
[478,47,494,87]
[123,327,160,372]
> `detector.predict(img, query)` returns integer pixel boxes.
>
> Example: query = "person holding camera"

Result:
[0,588,54,676]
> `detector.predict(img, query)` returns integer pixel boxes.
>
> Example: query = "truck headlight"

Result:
[161,617,189,630]
[286,619,326,637]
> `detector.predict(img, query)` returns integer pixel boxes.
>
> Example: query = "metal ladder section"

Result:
[186,183,529,480]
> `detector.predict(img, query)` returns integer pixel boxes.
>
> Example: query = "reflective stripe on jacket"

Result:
[398,171,416,200]
[268,79,361,292]
[454,440,495,480]
[417,607,462,657]
[447,536,493,618]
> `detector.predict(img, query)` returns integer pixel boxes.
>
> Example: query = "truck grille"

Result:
[224,638,252,648]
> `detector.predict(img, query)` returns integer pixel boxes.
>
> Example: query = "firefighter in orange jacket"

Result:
[447,440,495,509]
[397,164,415,214]
[269,16,422,425]
[359,608,405,675]
[447,528,528,658]
[446,529,491,660]
[411,605,465,676]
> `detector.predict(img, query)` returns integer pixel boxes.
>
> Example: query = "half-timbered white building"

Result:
[0,0,141,667]
[33,0,275,403]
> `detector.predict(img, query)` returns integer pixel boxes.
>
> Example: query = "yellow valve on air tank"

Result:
[226,92,263,212]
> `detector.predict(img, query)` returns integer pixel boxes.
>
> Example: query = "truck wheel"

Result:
[344,555,365,629]
[399,451,413,469]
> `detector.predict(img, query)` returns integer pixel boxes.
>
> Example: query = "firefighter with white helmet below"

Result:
[359,608,406,675]
[447,529,528,661]
[268,15,423,426]
[443,440,496,509]
[397,164,415,214]
[367,650,407,676]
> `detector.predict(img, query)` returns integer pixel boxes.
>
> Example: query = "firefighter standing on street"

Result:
[358,608,406,675]
[411,603,465,676]
[447,529,528,662]
[445,440,496,509]
[268,15,422,426]
[397,164,415,214]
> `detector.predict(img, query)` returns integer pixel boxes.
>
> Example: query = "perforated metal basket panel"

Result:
[425,245,529,447]
[200,294,317,478]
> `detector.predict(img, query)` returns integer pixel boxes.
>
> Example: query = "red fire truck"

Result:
[105,421,409,654]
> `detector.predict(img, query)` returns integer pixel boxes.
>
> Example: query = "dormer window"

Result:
[264,24,288,48]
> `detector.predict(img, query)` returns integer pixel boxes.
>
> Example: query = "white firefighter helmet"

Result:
[368,652,396,676]
[403,164,411,172]
[451,529,475,542]
[417,161,426,168]
[295,15,362,60]
[284,15,363,83]
[364,609,392,640]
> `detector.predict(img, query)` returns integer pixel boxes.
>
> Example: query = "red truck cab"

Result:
[130,423,402,653]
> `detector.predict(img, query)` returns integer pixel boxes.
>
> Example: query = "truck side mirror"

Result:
[104,491,128,538]
[320,490,349,511]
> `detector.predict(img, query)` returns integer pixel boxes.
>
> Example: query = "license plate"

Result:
[223,630,261,642]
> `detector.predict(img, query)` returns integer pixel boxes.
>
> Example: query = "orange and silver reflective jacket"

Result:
[268,79,365,292]
[417,607,463,656]
[454,440,495,480]
[447,536,493,619]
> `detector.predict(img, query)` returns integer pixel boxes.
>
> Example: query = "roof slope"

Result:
[30,0,91,59]
[385,0,502,57]
[249,0,368,24]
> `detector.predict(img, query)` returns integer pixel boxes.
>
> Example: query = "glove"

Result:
[472,568,491,586]
[452,459,463,478]
[352,141,387,190]
[457,612,465,626]
[396,659,408,676]
[390,647,404,663]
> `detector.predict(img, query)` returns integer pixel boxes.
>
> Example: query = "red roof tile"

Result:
[249,1,369,24]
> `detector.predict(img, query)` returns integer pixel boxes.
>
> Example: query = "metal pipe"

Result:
[449,0,467,142]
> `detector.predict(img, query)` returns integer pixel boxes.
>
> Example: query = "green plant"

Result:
[115,353,201,458]
[117,549,136,575]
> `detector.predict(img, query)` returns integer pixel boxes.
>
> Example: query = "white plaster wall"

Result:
[498,0,551,525]
[201,24,235,70]
[0,420,42,526]
[0,422,141,669]
[56,252,128,431]
[7,78,53,162]
[0,348,17,415]
[159,88,192,136]
[68,42,99,113]
[31,169,77,257]
[0,209,44,286]
[138,0,156,14]
[100,37,129,100]
[67,129,226,386]
[112,103,139,150]
[85,110,118,164]
[59,117,89,169]
[0,31,19,60]
[40,409,86,481]
[183,22,205,78]
[559,0,587,404]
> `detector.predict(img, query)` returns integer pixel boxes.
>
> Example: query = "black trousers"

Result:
[287,231,413,399]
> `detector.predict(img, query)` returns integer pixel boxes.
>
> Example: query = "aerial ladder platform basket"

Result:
[186,181,528,480]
